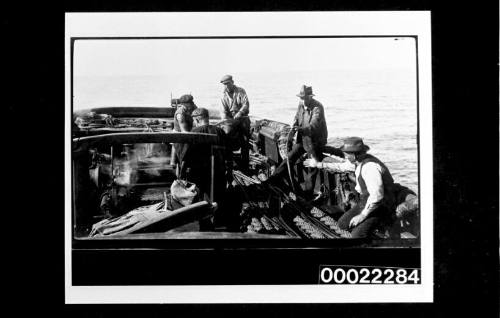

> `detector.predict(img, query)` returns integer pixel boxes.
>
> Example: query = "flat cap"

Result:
[191,107,209,118]
[220,74,233,83]
[179,94,194,104]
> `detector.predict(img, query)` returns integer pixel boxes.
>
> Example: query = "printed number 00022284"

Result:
[319,266,421,284]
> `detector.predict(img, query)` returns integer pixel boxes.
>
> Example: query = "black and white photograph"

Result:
[65,12,433,303]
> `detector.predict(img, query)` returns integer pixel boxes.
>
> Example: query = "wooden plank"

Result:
[73,132,220,151]
[81,231,295,240]
[74,106,177,118]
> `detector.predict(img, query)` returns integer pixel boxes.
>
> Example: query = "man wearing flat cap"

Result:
[270,85,328,190]
[220,74,250,171]
[172,94,198,165]
[305,137,397,238]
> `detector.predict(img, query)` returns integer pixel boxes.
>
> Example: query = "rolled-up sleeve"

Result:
[323,161,356,173]
[360,162,385,216]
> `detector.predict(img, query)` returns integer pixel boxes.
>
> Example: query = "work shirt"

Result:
[354,154,396,217]
[292,99,328,149]
[221,86,249,120]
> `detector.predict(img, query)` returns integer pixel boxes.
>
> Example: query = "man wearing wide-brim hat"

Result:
[220,74,251,171]
[304,136,397,238]
[270,85,328,191]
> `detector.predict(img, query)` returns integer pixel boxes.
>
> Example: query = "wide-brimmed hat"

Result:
[179,94,194,104]
[191,107,209,118]
[220,74,233,84]
[297,85,315,97]
[340,137,370,153]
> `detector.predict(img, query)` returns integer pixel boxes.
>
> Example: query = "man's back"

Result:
[189,124,228,166]
[180,125,230,200]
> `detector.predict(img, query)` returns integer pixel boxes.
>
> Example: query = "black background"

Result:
[4,0,498,317]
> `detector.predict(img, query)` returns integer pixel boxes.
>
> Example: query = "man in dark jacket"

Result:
[180,108,234,230]
[270,85,328,190]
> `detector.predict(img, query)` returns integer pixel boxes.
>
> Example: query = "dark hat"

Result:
[220,74,233,83]
[179,94,194,104]
[297,85,315,97]
[191,107,209,118]
[340,137,370,153]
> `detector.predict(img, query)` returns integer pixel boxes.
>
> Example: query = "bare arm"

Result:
[176,113,191,132]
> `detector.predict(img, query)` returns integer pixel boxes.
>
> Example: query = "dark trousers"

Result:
[337,204,391,238]
[272,143,323,191]
[273,143,304,176]
[240,134,249,172]
[188,167,227,231]
[238,117,250,172]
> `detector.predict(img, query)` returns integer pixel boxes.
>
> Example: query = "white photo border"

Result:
[65,11,433,303]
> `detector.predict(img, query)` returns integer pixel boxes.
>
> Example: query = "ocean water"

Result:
[74,69,418,193]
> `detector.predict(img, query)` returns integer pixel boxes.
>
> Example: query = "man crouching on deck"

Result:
[304,137,396,238]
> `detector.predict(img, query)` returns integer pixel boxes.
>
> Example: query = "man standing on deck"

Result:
[304,137,396,238]
[220,74,250,172]
[269,85,328,191]
[181,107,234,230]
[172,94,197,166]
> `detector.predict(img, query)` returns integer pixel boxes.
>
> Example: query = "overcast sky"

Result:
[74,37,416,77]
